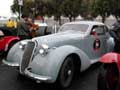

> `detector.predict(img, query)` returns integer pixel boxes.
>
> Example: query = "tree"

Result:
[61,0,82,21]
[80,0,93,20]
[11,0,48,19]
[108,0,120,19]
[91,0,110,22]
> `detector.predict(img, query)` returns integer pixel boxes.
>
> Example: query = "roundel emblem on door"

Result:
[93,39,100,50]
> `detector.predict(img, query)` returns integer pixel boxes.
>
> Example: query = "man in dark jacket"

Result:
[17,14,31,40]
[111,18,120,52]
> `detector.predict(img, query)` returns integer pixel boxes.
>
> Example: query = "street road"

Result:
[0,59,101,90]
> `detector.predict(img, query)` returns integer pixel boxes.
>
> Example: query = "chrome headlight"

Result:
[19,41,28,50]
[39,44,49,55]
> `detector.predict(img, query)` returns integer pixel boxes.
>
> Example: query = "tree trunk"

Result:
[69,16,72,22]
[58,17,61,25]
[102,15,106,23]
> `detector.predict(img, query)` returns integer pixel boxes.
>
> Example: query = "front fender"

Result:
[5,36,20,51]
[3,39,30,66]
[6,36,20,45]
[30,45,90,82]
[99,52,120,71]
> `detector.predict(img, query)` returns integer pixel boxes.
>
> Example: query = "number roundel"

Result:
[93,39,100,50]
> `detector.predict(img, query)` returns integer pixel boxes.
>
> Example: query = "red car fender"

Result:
[5,36,20,45]
[99,52,120,71]
[4,36,20,51]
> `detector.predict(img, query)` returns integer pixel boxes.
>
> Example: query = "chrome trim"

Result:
[20,41,36,73]
[24,69,52,82]
[2,59,19,66]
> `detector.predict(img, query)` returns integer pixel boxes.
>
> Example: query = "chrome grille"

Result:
[20,41,36,73]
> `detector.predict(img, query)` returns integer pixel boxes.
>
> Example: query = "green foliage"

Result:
[11,0,120,22]
[91,0,120,22]
[61,0,82,20]
[11,0,83,21]
[91,0,111,22]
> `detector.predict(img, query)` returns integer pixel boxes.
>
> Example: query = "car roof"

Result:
[64,21,105,26]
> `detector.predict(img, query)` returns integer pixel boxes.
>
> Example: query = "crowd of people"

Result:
[1,14,39,40]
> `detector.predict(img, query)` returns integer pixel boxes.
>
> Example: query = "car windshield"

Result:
[59,24,89,33]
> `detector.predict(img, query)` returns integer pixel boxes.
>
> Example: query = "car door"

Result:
[82,25,108,60]
[91,25,108,58]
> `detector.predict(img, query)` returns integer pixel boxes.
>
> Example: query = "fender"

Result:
[31,45,90,82]
[5,36,20,45]
[99,52,120,71]
[4,36,20,51]
[3,39,30,66]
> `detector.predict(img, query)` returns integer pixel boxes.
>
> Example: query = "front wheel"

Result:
[57,56,74,88]
[97,64,119,90]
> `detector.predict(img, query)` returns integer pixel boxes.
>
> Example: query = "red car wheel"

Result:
[97,64,119,90]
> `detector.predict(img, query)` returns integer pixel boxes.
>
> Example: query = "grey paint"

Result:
[3,21,115,83]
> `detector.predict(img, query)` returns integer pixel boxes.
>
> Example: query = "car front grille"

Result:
[20,41,36,73]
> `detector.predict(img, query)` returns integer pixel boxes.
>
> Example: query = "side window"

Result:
[92,26,105,35]
[104,26,109,32]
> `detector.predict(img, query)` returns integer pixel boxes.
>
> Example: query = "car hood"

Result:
[33,30,86,48]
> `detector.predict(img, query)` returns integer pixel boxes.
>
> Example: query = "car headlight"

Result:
[19,41,28,50]
[39,44,49,56]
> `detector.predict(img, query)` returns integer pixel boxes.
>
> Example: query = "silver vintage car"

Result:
[3,21,115,88]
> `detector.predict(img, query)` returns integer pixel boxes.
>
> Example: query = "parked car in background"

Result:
[35,22,59,36]
[97,52,120,90]
[0,29,20,55]
[3,21,115,88]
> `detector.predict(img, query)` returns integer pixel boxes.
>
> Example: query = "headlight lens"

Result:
[19,41,28,50]
[39,49,45,54]
[39,44,49,55]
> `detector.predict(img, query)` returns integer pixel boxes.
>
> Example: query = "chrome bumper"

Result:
[24,69,52,82]
[2,59,19,66]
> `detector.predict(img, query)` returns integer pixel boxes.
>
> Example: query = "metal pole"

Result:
[18,0,23,19]
[19,5,22,19]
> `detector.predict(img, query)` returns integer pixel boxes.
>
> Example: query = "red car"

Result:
[97,52,120,90]
[0,29,20,55]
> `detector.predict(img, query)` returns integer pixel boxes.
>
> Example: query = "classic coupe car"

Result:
[3,21,115,88]
[0,29,20,55]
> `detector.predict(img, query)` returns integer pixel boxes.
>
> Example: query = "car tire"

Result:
[56,56,74,88]
[97,64,119,90]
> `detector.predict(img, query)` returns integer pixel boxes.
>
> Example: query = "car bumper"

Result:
[24,69,52,83]
[2,59,19,66]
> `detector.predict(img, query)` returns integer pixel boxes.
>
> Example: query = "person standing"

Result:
[17,14,31,40]
[6,19,14,28]
[111,18,120,52]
